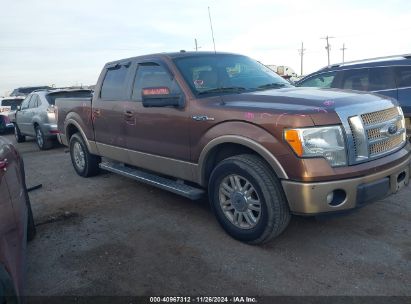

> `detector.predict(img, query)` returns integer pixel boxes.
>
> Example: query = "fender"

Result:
[198,134,289,186]
[64,117,98,154]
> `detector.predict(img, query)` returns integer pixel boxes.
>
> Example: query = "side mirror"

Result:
[16,106,21,111]
[141,87,184,108]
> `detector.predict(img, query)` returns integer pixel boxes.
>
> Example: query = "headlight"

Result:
[284,126,347,167]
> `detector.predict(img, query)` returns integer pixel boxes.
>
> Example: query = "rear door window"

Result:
[341,68,370,91]
[368,67,395,91]
[297,71,337,88]
[100,63,131,100]
[131,63,180,101]
[395,66,411,88]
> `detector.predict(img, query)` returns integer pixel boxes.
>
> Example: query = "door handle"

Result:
[124,110,134,118]
[0,159,8,171]
[93,109,101,117]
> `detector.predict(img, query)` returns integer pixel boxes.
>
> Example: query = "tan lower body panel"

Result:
[282,155,411,214]
[94,142,198,183]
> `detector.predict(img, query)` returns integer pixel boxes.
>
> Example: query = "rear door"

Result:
[92,61,134,159]
[16,95,33,134]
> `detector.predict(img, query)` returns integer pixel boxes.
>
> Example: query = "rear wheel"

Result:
[69,133,100,177]
[34,126,53,150]
[209,154,291,244]
[14,124,25,143]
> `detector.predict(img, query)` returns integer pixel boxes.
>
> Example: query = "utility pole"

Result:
[298,42,306,76]
[194,38,201,51]
[340,43,347,63]
[321,35,335,66]
[208,6,216,53]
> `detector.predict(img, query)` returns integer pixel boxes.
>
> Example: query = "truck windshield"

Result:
[173,54,291,96]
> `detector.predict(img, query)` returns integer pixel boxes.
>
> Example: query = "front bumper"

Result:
[282,154,411,215]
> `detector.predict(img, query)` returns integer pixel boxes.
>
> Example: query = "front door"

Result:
[125,62,191,162]
[16,95,33,134]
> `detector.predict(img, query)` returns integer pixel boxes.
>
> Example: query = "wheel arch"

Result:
[64,119,96,153]
[198,135,288,186]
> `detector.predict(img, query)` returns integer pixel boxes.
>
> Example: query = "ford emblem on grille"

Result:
[388,124,398,135]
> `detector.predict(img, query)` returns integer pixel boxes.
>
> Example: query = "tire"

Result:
[0,265,18,304]
[34,126,53,150]
[26,193,36,242]
[69,133,100,177]
[208,154,291,244]
[14,124,25,143]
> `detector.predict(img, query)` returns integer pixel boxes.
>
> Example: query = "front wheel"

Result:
[14,124,25,143]
[208,154,291,244]
[69,133,100,177]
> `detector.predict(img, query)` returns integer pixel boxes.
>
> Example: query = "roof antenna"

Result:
[208,6,217,53]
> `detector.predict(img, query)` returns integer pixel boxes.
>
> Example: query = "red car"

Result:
[0,136,35,301]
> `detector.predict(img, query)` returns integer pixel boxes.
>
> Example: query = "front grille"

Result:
[366,120,403,140]
[369,133,404,155]
[348,107,406,164]
[361,107,399,125]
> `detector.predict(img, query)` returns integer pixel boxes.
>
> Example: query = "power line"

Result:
[321,35,335,66]
[298,42,306,76]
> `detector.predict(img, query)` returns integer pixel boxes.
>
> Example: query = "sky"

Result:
[1,0,411,96]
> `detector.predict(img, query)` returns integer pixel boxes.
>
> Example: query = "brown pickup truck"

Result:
[56,51,411,244]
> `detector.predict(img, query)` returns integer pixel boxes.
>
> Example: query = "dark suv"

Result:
[296,54,411,133]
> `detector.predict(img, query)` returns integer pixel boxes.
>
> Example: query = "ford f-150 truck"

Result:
[56,52,411,244]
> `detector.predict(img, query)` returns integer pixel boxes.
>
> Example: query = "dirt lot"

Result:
[6,134,411,296]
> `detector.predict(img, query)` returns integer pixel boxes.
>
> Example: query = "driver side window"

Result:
[131,63,180,101]
[20,95,32,109]
[298,72,337,88]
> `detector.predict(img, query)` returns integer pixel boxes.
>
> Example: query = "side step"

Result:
[99,161,205,200]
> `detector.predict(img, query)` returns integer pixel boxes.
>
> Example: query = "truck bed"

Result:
[56,97,95,142]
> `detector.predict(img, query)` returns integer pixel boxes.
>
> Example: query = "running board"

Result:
[99,161,205,200]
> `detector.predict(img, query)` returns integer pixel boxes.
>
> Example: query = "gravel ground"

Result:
[5,134,410,296]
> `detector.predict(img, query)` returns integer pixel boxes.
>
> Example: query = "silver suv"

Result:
[14,89,92,150]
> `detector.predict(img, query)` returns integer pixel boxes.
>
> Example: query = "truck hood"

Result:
[220,87,397,114]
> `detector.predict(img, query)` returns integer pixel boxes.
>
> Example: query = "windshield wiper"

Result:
[198,87,247,95]
[256,83,289,90]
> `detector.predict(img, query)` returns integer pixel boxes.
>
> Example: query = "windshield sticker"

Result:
[194,79,204,88]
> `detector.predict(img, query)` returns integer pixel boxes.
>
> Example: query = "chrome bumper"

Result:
[282,155,411,215]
